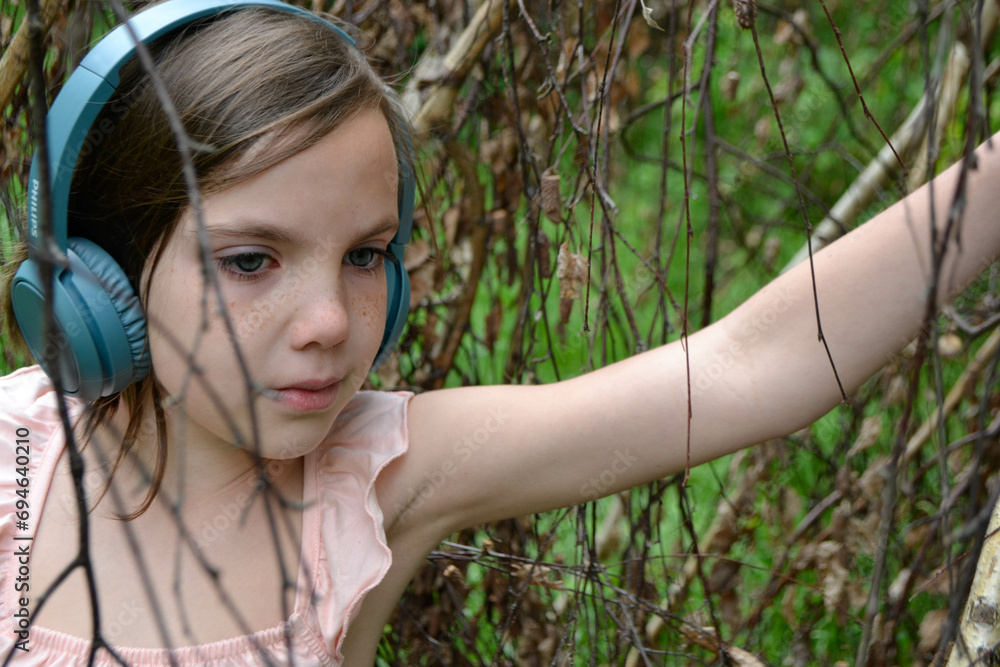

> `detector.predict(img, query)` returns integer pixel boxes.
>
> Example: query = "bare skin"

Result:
[24,109,1000,665]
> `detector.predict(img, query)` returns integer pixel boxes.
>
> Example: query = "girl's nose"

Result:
[289,285,350,350]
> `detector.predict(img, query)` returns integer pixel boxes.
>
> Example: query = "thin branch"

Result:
[749,20,849,403]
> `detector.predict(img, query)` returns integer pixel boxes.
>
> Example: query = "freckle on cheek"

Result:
[238,285,306,337]
[353,293,385,331]
[234,303,278,338]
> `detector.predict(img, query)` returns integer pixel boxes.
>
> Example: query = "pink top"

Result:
[0,365,411,666]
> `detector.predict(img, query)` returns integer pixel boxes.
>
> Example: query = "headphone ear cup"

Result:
[10,238,149,400]
[372,253,409,372]
[66,237,151,391]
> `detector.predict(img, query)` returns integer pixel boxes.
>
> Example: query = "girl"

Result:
[1,0,999,664]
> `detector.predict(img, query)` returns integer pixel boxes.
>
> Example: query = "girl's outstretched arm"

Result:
[380,134,1000,542]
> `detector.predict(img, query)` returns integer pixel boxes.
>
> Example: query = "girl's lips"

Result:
[270,380,341,412]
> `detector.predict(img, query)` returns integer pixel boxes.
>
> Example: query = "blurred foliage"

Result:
[3,0,1000,664]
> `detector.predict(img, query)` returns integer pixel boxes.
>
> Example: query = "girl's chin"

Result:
[243,404,349,459]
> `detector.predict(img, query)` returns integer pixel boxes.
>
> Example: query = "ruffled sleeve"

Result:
[307,389,412,662]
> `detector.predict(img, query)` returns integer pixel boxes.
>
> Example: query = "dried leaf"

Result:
[723,71,741,101]
[938,332,963,357]
[859,457,888,501]
[733,0,757,30]
[754,116,771,145]
[442,206,461,248]
[888,567,912,604]
[918,609,948,655]
[408,262,436,308]
[526,114,549,159]
[488,208,510,233]
[450,237,473,268]
[413,53,449,84]
[557,242,588,299]
[510,562,562,588]
[772,58,804,104]
[679,624,766,666]
[559,297,574,325]
[775,9,813,45]
[774,19,796,45]
[847,415,882,458]
[822,560,849,613]
[726,646,767,667]
[541,167,562,222]
[639,0,664,31]
[402,239,431,271]
[882,373,909,407]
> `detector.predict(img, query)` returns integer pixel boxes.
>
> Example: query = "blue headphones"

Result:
[10,0,414,400]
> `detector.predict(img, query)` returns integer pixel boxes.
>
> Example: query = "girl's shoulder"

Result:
[0,365,81,496]
[0,365,84,438]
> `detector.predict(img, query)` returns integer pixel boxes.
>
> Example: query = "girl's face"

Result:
[144,110,400,460]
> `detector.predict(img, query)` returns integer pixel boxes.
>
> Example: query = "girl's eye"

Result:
[346,247,388,273]
[217,252,274,281]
